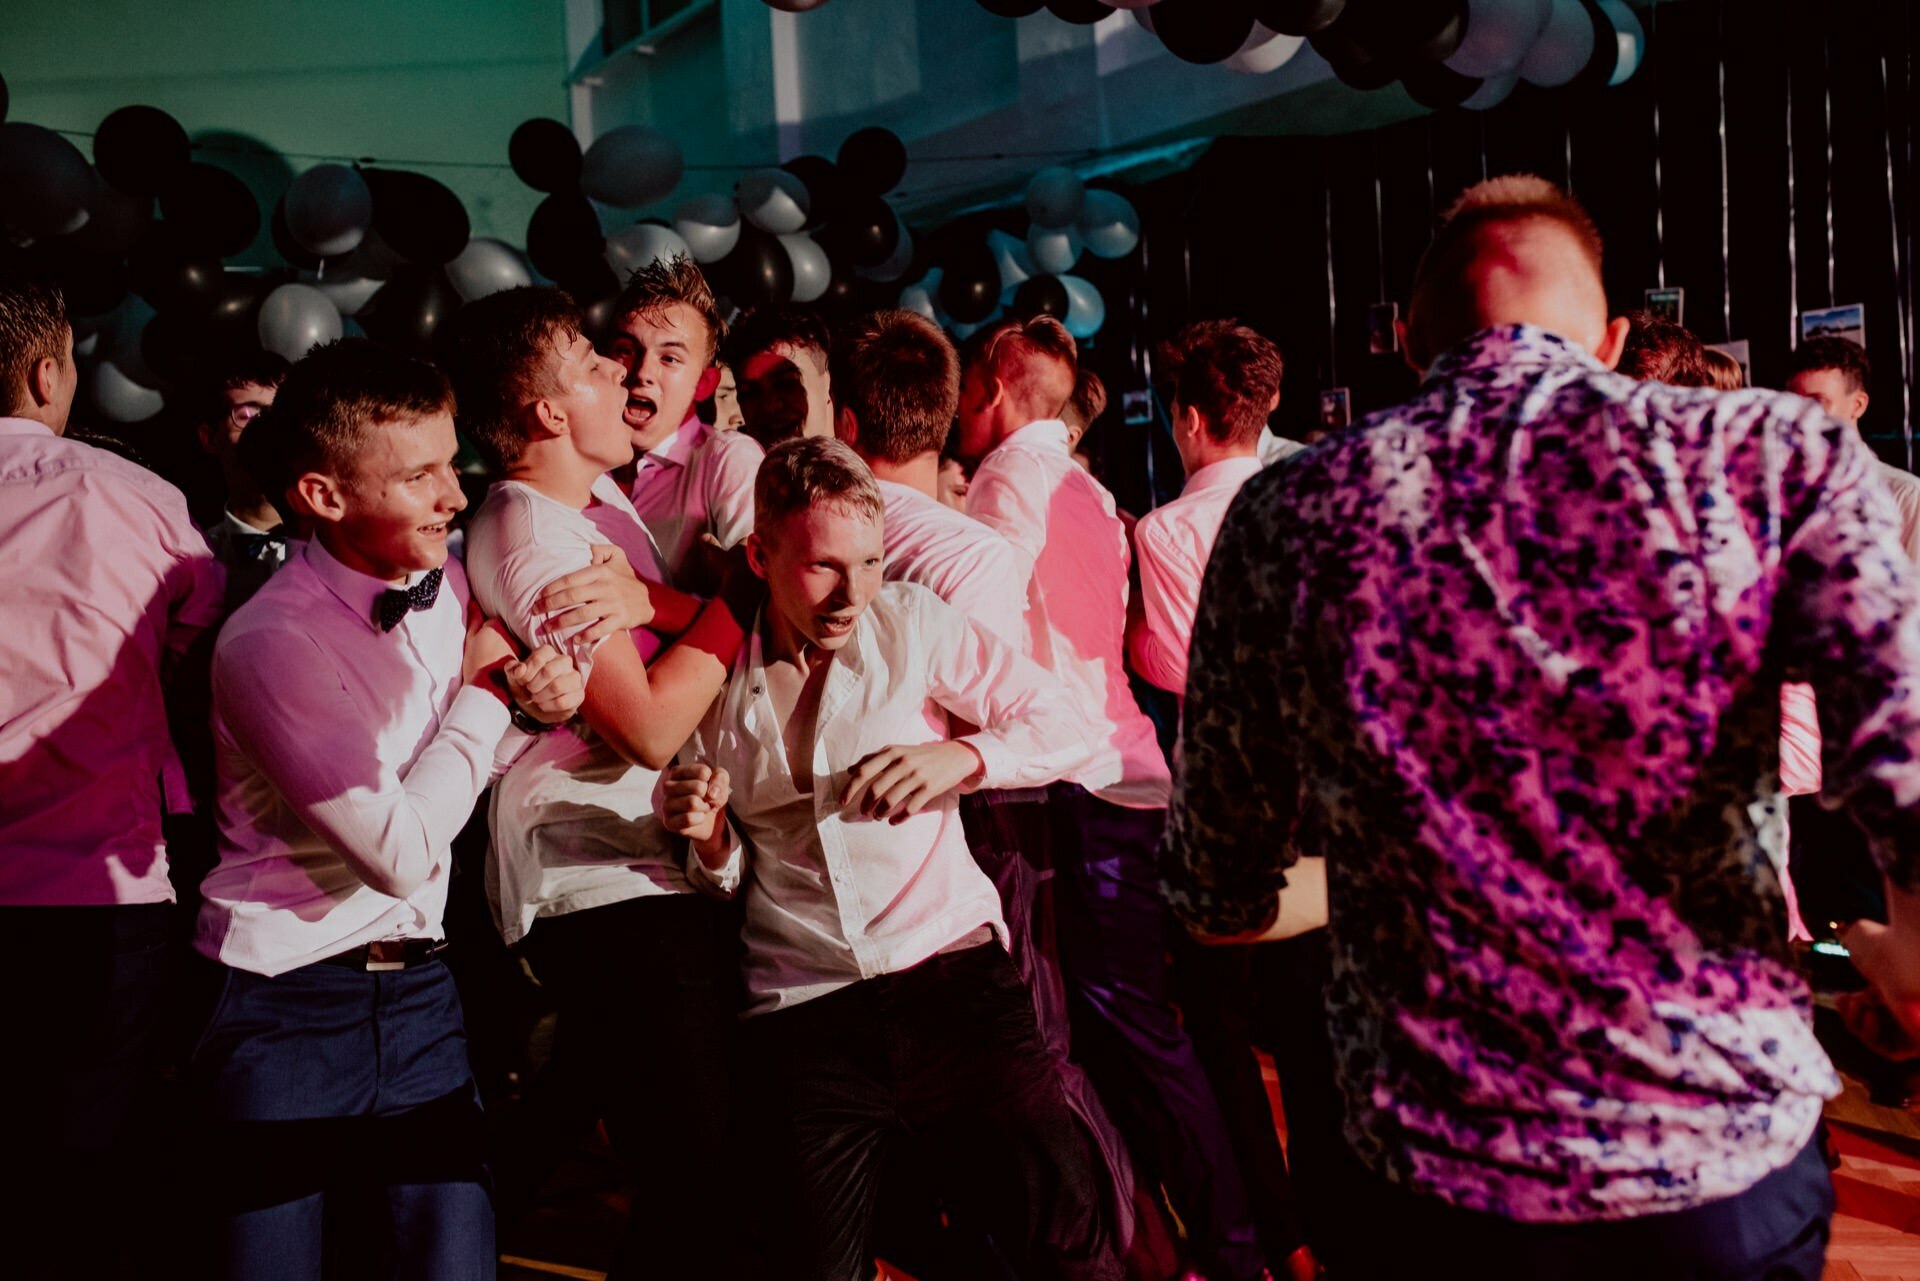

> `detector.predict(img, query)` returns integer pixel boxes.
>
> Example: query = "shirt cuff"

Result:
[686,823,744,899]
[955,732,1016,793]
[444,681,519,778]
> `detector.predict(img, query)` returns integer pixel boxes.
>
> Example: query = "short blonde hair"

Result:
[755,436,884,532]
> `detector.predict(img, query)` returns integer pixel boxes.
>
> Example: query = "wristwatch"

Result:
[509,703,561,735]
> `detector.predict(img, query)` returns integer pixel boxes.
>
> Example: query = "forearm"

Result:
[645,580,704,635]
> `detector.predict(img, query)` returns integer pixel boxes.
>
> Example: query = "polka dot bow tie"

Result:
[375,567,443,632]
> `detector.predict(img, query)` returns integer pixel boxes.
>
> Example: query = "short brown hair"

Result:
[959,314,1078,419]
[726,306,831,376]
[450,286,581,469]
[1785,335,1872,397]
[1068,368,1107,426]
[1156,320,1284,446]
[0,271,70,417]
[1617,310,1712,387]
[755,435,884,533]
[832,309,959,465]
[240,339,455,512]
[611,254,723,363]
[204,349,291,424]
[1701,346,1745,391]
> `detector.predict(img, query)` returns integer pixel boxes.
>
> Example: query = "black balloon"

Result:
[1315,0,1464,83]
[526,191,605,284]
[157,163,260,259]
[359,266,463,359]
[363,169,470,265]
[1012,274,1070,320]
[837,127,908,196]
[0,72,8,124]
[93,106,191,197]
[128,229,226,314]
[557,259,621,310]
[939,243,1000,325]
[1256,0,1346,35]
[976,0,1045,13]
[270,198,324,271]
[710,225,794,309]
[509,118,583,194]
[1570,0,1619,90]
[821,193,901,270]
[782,154,848,229]
[140,284,260,387]
[1403,61,1481,109]
[1152,0,1258,64]
[31,241,129,317]
[1046,0,1113,23]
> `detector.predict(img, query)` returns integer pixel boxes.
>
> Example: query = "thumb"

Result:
[590,543,617,565]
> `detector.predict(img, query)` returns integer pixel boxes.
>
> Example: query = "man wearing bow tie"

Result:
[190,340,586,1280]
[197,351,295,611]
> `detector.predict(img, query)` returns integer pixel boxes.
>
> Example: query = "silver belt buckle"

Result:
[365,939,408,972]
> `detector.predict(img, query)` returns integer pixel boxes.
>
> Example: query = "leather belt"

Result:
[318,938,447,972]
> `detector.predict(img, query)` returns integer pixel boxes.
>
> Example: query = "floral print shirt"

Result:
[1162,324,1920,1222]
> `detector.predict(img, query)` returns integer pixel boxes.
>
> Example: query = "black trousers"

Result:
[746,942,1124,1281]
[512,892,742,1281]
[0,902,174,1281]
[1321,1132,1834,1281]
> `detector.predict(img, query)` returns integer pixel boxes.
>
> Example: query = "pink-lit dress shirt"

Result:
[686,583,1096,1014]
[877,478,1027,646]
[1129,455,1265,697]
[197,539,524,976]
[626,413,763,587]
[967,419,1171,810]
[0,416,225,906]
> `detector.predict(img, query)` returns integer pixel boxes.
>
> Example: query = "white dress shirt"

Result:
[1257,427,1309,467]
[688,582,1095,1015]
[966,419,1171,809]
[877,478,1027,646]
[626,413,764,586]
[464,475,689,946]
[1129,455,1265,696]
[1878,461,1920,564]
[0,417,225,906]
[197,539,523,976]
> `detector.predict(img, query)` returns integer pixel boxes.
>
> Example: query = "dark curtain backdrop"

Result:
[1076,0,1919,517]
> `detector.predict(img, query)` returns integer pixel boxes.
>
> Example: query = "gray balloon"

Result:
[737,168,811,235]
[605,222,693,280]
[314,274,385,316]
[0,123,94,239]
[1025,167,1085,230]
[285,163,373,258]
[1027,222,1083,276]
[581,125,685,208]
[446,237,533,302]
[90,357,164,423]
[1078,190,1140,260]
[258,283,344,361]
[781,233,832,303]
[673,193,742,263]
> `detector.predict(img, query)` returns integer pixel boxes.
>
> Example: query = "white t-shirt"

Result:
[463,475,689,945]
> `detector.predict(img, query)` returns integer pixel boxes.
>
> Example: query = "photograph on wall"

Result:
[1319,387,1352,433]
[1368,302,1400,356]
[1644,287,1685,325]
[1800,304,1866,347]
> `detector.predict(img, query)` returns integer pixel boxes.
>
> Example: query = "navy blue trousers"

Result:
[189,954,492,1281]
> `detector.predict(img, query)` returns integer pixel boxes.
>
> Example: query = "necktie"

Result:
[375,567,444,632]
[238,529,288,566]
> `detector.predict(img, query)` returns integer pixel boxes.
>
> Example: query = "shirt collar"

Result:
[642,413,708,471]
[221,507,280,537]
[1182,455,1265,494]
[999,419,1071,454]
[304,538,439,635]
[0,415,56,439]
[1423,324,1608,384]
[874,477,937,509]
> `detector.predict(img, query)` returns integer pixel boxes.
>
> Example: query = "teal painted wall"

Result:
[3,0,570,257]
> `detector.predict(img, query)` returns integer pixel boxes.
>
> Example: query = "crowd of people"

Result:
[6,171,1920,1281]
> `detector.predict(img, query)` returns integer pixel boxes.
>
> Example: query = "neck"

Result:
[865,451,939,499]
[317,528,413,587]
[11,404,60,435]
[1184,442,1259,479]
[762,611,830,669]
[506,445,603,511]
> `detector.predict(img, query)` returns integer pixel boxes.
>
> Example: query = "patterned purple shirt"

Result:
[1162,324,1920,1223]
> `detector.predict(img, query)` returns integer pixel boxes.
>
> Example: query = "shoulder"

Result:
[215,563,332,665]
[699,426,764,468]
[467,486,591,574]
[28,436,201,534]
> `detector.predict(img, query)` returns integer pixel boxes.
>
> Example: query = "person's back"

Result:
[1163,176,1920,1278]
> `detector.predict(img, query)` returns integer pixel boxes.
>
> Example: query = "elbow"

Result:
[363,865,428,900]
[607,730,680,772]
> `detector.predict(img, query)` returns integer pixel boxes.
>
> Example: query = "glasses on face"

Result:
[227,403,267,428]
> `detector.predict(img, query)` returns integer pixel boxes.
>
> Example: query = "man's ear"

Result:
[1176,402,1205,442]
[529,397,568,443]
[834,404,859,448]
[1854,390,1872,422]
[695,364,723,403]
[27,355,60,409]
[744,531,771,581]
[292,471,347,525]
[1592,316,1634,371]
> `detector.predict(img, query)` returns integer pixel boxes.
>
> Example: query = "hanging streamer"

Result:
[1824,32,1837,306]
[1882,51,1914,465]
[1326,176,1339,389]
[1651,0,1666,289]
[1716,0,1732,342]
[1788,63,1800,349]
[1374,167,1387,305]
